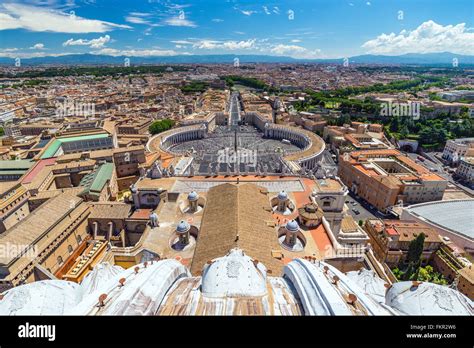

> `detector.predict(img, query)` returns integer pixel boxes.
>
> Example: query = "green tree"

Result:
[402,262,416,281]
[392,267,402,280]
[180,81,208,93]
[390,117,400,132]
[0,127,4,136]
[416,265,448,285]
[401,233,426,281]
[149,119,175,135]
[399,125,409,139]
[407,233,425,264]
[413,122,423,133]
[419,127,435,145]
[337,114,351,126]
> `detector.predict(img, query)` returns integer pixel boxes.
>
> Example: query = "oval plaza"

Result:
[148,91,325,176]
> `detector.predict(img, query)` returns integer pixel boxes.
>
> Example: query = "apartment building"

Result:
[455,157,474,184]
[442,138,474,164]
[338,149,447,212]
[116,118,152,135]
[365,219,442,266]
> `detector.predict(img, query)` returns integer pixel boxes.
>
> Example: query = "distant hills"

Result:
[0,52,473,66]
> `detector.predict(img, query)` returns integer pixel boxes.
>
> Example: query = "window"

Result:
[57,256,63,265]
[76,235,82,243]
[68,245,73,254]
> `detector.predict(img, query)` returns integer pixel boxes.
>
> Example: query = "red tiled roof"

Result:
[20,158,56,184]
[129,208,152,220]
[386,227,399,236]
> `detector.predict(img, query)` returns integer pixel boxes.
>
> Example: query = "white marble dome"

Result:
[386,281,473,315]
[0,280,82,315]
[201,248,268,298]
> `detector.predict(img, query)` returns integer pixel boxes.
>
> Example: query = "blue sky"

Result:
[0,0,473,59]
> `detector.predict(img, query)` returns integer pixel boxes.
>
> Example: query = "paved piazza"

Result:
[167,125,302,175]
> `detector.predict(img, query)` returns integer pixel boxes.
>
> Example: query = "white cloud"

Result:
[129,12,152,17]
[262,6,271,15]
[273,7,280,14]
[63,35,111,49]
[30,43,45,49]
[212,18,224,23]
[234,7,256,16]
[270,44,321,59]
[362,20,474,55]
[189,37,322,59]
[240,10,256,16]
[171,40,193,44]
[144,27,154,35]
[193,39,256,50]
[164,3,191,10]
[192,40,218,50]
[125,16,151,25]
[291,39,302,43]
[92,48,180,57]
[366,2,371,5]
[224,39,256,50]
[270,44,300,54]
[164,16,197,27]
[0,3,131,33]
[126,11,154,25]
[0,50,71,58]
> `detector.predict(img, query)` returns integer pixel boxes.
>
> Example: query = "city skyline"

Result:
[0,0,473,60]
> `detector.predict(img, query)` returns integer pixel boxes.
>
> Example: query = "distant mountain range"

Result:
[0,52,473,66]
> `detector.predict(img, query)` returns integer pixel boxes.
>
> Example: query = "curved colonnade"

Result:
[146,113,325,173]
